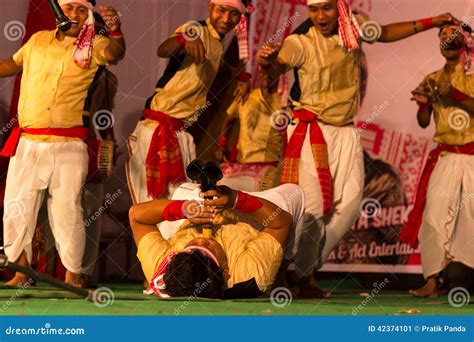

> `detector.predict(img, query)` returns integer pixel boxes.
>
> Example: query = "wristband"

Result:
[238,71,252,82]
[176,33,186,46]
[217,136,228,150]
[449,87,471,102]
[419,17,433,31]
[413,21,418,34]
[108,29,123,38]
[162,200,186,221]
[233,191,263,213]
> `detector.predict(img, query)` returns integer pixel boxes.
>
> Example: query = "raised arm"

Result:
[378,12,462,43]
[0,58,21,77]
[99,6,126,64]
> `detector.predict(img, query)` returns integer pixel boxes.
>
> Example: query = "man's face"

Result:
[208,4,242,36]
[307,1,338,37]
[439,26,464,60]
[61,3,89,37]
[185,237,228,270]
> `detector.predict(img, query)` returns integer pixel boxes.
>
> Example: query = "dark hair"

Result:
[163,250,225,299]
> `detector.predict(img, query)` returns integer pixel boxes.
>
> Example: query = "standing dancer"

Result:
[0,0,125,287]
[401,24,474,297]
[126,0,251,203]
[258,0,461,297]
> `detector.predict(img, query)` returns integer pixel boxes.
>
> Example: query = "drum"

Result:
[87,138,114,183]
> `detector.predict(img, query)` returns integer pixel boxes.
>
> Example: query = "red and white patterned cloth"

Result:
[58,0,95,68]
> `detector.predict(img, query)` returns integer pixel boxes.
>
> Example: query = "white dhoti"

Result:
[3,137,88,274]
[289,123,365,277]
[159,182,305,260]
[126,120,196,203]
[419,152,474,279]
[219,162,281,192]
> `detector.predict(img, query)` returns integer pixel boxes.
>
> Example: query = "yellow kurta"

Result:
[137,222,283,293]
[226,88,283,163]
[12,30,110,142]
[422,64,474,145]
[146,18,224,124]
[278,15,370,126]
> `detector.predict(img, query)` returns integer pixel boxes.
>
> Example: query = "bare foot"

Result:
[65,271,83,288]
[297,275,332,298]
[4,272,35,288]
[409,277,438,298]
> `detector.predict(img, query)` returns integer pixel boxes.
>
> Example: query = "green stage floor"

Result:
[0,279,472,316]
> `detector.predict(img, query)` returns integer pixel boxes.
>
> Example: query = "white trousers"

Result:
[289,123,365,277]
[126,120,196,203]
[419,152,474,279]
[3,137,88,274]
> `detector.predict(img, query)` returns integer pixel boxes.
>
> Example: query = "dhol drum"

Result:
[87,138,115,183]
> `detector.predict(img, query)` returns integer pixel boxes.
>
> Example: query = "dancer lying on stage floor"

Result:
[401,23,474,297]
[129,183,305,299]
[0,0,125,287]
[257,0,463,297]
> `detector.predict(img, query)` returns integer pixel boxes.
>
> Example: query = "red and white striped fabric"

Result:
[58,0,95,68]
[307,0,362,52]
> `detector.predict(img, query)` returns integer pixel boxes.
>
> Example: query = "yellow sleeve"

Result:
[136,231,171,281]
[92,35,110,66]
[278,35,306,70]
[232,232,283,292]
[12,31,39,67]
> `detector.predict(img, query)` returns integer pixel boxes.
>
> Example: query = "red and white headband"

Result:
[149,246,220,298]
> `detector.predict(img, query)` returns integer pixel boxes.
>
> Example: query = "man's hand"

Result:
[257,43,281,67]
[201,186,237,213]
[234,80,251,104]
[411,83,432,106]
[185,202,217,226]
[184,38,206,64]
[432,13,463,28]
[98,5,121,32]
